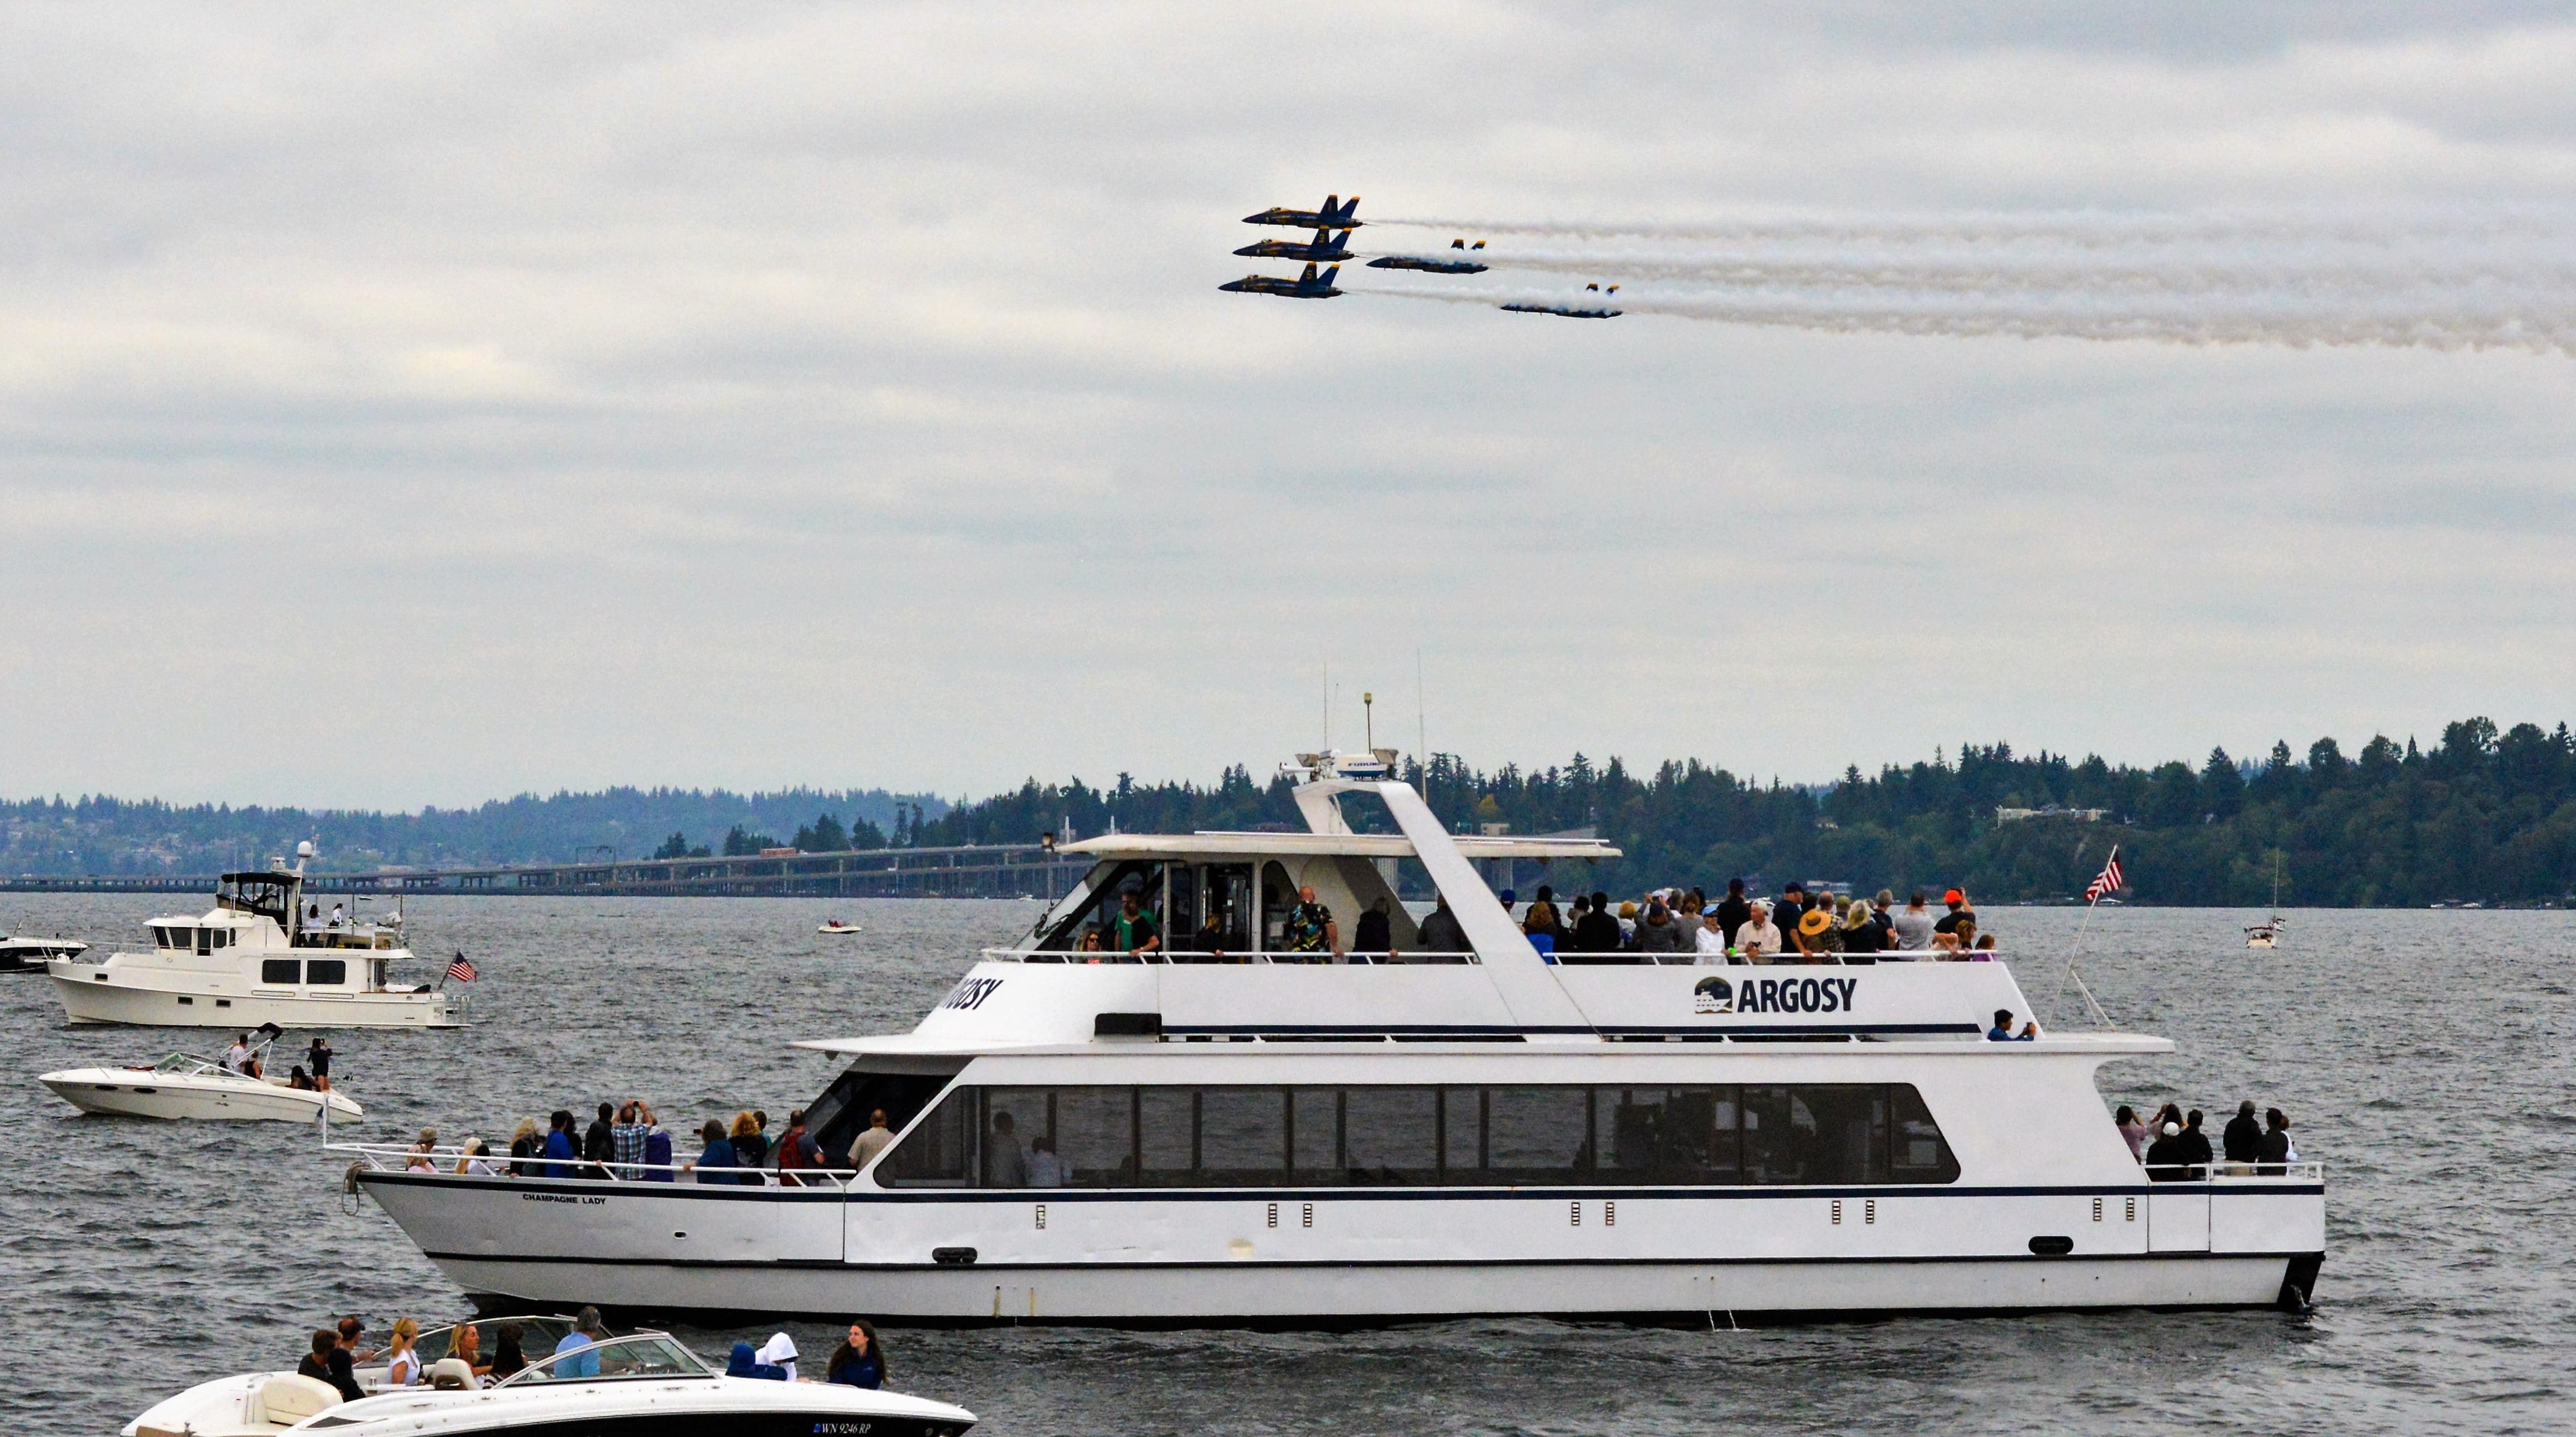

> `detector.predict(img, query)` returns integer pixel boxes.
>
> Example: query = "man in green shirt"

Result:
[1283,885,1339,963]
[1108,887,1160,958]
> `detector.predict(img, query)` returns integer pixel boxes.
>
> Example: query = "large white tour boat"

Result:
[51,850,464,1029]
[345,752,2323,1325]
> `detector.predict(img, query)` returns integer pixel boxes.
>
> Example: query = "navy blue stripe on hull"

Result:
[363,1174,2321,1203]
[428,1249,2324,1272]
[398,1416,965,1437]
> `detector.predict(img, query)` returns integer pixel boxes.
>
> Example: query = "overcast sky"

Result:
[4,3,2573,809]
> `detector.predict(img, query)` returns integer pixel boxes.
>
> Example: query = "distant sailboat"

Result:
[2245,856,2285,948]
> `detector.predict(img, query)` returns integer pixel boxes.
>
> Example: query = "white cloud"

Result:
[1,3,2572,808]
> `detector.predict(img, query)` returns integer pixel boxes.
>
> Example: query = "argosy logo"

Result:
[1693,973,1862,1017]
[941,976,1004,1010]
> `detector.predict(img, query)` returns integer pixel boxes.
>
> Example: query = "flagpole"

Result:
[2057,845,2118,1029]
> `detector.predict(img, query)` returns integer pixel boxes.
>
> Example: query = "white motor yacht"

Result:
[121,1330,974,1437]
[1,931,86,973]
[51,847,463,1029]
[345,751,2324,1325]
[41,1026,364,1123]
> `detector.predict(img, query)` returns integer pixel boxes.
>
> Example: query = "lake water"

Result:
[3,895,2567,1435]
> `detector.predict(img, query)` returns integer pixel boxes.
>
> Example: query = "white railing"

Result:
[336,1141,865,1187]
[988,948,1482,965]
[2143,1160,2324,1182]
[984,947,2002,967]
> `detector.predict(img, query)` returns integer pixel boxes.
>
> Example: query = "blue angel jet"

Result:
[1242,195,1362,230]
[1504,281,1620,317]
[1219,262,1343,298]
[1369,238,1487,273]
[1368,255,1487,274]
[1235,227,1353,262]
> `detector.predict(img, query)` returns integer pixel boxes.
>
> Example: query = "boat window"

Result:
[305,959,348,986]
[1891,1084,1961,1182]
[151,926,176,949]
[1482,1087,1593,1182]
[1289,1088,1341,1182]
[1197,1088,1288,1186]
[983,1088,1051,1187]
[1260,862,1295,949]
[1035,860,1167,953]
[1596,1087,1740,1185]
[490,1334,710,1386]
[1342,1087,1438,1185]
[260,959,301,985]
[876,1087,977,1187]
[1166,864,1255,956]
[1051,1086,1136,1185]
[896,1083,1956,1189]
[1137,1087,1195,1180]
[801,1065,962,1163]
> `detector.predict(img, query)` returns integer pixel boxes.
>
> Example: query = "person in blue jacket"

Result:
[1987,1008,2037,1041]
[725,1342,787,1381]
[540,1110,580,1178]
[824,1320,884,1390]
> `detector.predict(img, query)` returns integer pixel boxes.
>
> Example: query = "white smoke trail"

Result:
[1344,281,2576,356]
[1374,206,2576,248]
[1340,205,2576,354]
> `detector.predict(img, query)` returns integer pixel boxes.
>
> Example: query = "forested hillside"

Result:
[915,717,2576,906]
[0,786,943,876]
[13,717,2570,904]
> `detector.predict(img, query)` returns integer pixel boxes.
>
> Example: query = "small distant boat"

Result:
[0,932,86,973]
[42,1026,363,1123]
[2245,855,2285,948]
[818,920,864,935]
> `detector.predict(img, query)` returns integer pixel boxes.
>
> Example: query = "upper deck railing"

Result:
[985,948,2007,967]
[337,1141,2322,1189]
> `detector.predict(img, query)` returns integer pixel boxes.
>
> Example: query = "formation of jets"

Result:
[1220,196,1620,317]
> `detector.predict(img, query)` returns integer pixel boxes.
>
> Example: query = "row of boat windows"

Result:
[155,926,238,954]
[258,958,351,987]
[879,1084,1959,1189]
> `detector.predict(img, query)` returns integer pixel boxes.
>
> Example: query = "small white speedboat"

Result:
[818,920,864,934]
[121,1330,974,1437]
[41,1049,363,1123]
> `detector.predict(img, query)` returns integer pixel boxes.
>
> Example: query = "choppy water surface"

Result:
[1,897,2567,1435]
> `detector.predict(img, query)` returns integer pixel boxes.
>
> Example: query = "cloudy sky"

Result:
[5,3,2573,809]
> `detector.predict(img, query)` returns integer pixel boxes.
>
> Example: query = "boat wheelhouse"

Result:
[347,752,2323,1324]
[51,852,462,1029]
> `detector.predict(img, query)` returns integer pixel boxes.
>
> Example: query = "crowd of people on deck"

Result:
[1066,875,2002,966]
[1504,879,1996,965]
[2109,1098,2303,1179]
[407,1099,909,1185]
[295,1306,888,1396]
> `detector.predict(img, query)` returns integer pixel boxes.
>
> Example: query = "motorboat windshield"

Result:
[152,1053,226,1076]
[490,1333,715,1387]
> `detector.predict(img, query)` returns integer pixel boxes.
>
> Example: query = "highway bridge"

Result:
[0,843,1088,900]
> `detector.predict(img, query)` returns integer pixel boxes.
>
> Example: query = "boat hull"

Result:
[42,1069,364,1122]
[437,1251,2317,1325]
[49,964,460,1029]
[361,1172,2323,1324]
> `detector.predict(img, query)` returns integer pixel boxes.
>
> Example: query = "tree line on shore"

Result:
[9,716,2570,904]
[913,716,2575,907]
[0,785,941,877]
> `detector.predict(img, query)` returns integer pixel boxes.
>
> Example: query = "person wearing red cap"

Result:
[1933,888,1977,945]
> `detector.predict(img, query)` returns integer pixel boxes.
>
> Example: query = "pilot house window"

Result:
[260,959,302,985]
[304,959,347,986]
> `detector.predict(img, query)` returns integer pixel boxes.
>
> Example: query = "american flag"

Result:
[446,953,479,983]
[2083,848,2124,904]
